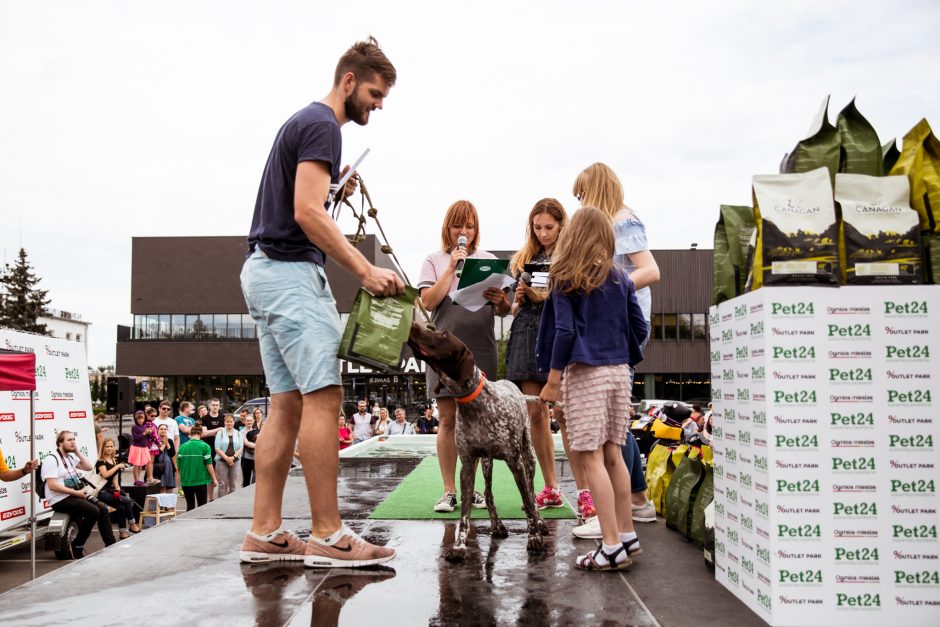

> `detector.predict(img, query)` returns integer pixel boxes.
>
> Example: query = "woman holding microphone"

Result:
[418,200,511,513]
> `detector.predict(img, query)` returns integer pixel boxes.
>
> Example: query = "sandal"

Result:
[623,536,642,557]
[575,544,632,571]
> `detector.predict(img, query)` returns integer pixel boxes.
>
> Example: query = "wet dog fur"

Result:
[408,321,549,561]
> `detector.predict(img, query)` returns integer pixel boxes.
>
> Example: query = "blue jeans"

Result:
[621,430,647,494]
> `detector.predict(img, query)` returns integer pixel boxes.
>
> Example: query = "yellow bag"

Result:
[651,418,682,441]
[645,444,674,515]
[890,118,940,232]
[671,443,690,465]
[700,445,714,466]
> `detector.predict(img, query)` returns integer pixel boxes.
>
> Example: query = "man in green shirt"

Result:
[177,425,218,511]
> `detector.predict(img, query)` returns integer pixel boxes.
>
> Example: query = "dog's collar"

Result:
[455,370,486,405]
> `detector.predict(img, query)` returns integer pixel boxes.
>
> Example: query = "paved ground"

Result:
[0,457,766,626]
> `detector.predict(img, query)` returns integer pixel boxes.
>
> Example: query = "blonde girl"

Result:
[537,207,649,571]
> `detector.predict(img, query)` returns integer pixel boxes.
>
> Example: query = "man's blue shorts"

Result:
[240,249,342,395]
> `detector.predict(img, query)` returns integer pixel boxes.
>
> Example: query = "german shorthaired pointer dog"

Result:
[409,321,549,562]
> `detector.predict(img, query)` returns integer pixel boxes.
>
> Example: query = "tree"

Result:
[0,248,51,334]
[91,378,101,405]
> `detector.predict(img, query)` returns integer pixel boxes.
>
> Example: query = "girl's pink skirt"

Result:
[128,445,151,466]
[561,362,632,452]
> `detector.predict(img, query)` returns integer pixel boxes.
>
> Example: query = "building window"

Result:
[65,332,72,340]
[663,314,677,340]
[241,314,257,339]
[146,314,159,339]
[76,334,81,342]
[130,313,260,340]
[651,314,664,340]
[692,313,707,340]
[678,314,692,340]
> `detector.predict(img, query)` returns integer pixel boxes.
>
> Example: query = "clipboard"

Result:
[329,148,370,202]
[456,258,510,290]
[523,262,551,287]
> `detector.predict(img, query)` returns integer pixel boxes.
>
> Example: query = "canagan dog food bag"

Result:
[889,118,940,232]
[782,96,840,185]
[750,167,839,288]
[835,174,921,284]
[836,98,883,176]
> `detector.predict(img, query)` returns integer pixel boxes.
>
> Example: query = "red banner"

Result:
[0,352,36,392]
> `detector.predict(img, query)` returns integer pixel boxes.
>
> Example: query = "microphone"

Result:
[519,271,532,286]
[455,235,468,278]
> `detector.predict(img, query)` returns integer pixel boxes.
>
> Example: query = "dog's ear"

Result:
[457,348,476,385]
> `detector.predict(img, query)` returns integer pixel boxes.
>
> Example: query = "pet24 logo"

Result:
[884,300,928,316]
[887,389,932,405]
[771,302,815,316]
[777,523,821,539]
[837,593,880,608]
[779,569,822,584]
[886,345,930,360]
[830,411,873,427]
[829,368,872,382]
[889,434,933,450]
[827,323,871,338]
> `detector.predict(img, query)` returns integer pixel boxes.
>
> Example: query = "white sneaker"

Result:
[572,515,602,539]
[434,492,457,513]
[632,501,657,523]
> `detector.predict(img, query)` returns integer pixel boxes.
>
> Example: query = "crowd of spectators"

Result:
[339,400,438,448]
[93,398,265,522]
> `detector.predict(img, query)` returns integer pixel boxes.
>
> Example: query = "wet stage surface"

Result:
[0,458,765,626]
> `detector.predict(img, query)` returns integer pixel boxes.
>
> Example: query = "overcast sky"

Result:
[1,1,937,368]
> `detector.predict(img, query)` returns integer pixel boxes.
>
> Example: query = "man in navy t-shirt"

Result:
[238,37,403,569]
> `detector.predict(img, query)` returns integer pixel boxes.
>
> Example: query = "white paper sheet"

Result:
[449,273,514,312]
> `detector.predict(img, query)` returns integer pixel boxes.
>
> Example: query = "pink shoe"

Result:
[239,529,308,563]
[304,524,395,568]
[577,490,596,521]
[535,486,564,510]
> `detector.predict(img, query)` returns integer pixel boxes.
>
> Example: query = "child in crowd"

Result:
[144,409,161,482]
[129,410,155,486]
[537,207,648,571]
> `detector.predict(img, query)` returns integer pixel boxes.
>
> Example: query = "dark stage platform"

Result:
[0,458,764,626]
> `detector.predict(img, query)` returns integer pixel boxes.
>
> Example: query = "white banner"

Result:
[712,286,940,626]
[0,329,94,533]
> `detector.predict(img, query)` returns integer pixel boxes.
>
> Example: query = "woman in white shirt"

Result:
[373,408,391,436]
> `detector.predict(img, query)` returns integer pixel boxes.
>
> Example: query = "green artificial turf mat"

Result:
[369,456,575,520]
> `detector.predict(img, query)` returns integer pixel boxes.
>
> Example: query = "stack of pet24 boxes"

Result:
[708,285,939,625]
[708,98,940,625]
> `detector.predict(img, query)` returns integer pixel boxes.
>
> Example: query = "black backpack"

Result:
[36,455,58,500]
